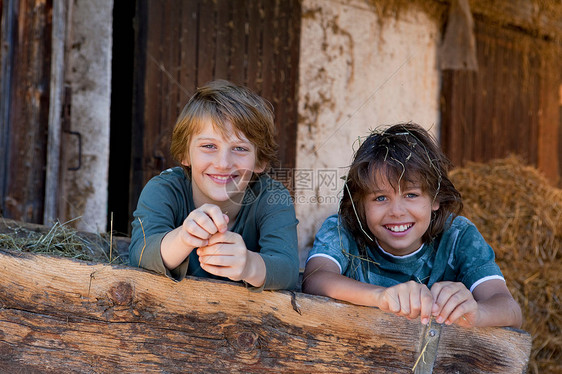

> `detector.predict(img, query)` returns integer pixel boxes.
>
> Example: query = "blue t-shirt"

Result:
[307,214,504,292]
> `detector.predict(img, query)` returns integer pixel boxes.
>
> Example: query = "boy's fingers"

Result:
[185,204,229,237]
[198,243,222,257]
[180,229,208,248]
[398,292,410,316]
[434,289,470,323]
[409,285,433,322]
[407,290,422,319]
[420,291,433,324]
[199,248,234,267]
[384,289,401,313]
[186,210,218,236]
[444,304,467,325]
[183,216,214,239]
[430,282,443,306]
[199,204,228,233]
[430,281,455,316]
[207,231,242,245]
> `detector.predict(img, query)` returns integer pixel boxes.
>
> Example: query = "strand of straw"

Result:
[137,218,147,267]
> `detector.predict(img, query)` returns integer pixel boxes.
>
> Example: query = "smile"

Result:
[208,174,237,184]
[385,224,413,233]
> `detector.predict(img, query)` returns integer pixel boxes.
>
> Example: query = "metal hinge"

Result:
[413,319,443,373]
[61,85,81,171]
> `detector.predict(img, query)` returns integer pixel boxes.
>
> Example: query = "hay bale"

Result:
[450,155,562,374]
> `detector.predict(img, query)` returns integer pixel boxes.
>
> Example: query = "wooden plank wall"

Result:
[130,0,301,218]
[0,0,52,222]
[441,19,561,186]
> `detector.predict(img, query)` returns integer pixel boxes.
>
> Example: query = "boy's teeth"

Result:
[387,224,411,232]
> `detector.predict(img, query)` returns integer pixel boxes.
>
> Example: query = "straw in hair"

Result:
[338,123,462,257]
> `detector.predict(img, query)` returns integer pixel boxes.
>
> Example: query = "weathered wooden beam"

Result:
[469,0,562,41]
[433,0,562,41]
[0,246,531,373]
[44,0,69,225]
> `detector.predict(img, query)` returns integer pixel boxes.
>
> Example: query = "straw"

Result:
[450,155,562,374]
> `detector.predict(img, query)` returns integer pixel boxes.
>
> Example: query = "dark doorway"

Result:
[108,1,135,235]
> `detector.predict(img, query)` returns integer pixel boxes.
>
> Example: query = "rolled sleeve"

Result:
[307,215,351,274]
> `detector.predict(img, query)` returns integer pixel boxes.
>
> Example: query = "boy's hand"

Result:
[430,281,478,327]
[180,204,229,249]
[197,231,266,287]
[161,204,229,270]
[376,281,433,324]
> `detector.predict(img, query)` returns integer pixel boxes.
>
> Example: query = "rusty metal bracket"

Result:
[413,319,443,374]
[61,85,81,171]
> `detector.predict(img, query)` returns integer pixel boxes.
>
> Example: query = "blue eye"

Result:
[201,144,216,149]
[374,195,386,202]
[233,146,249,152]
[406,193,418,198]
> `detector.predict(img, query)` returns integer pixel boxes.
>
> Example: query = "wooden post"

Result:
[44,0,69,225]
[0,0,53,223]
[0,246,531,373]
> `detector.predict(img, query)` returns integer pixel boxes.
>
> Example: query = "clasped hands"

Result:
[179,204,261,285]
[376,280,479,327]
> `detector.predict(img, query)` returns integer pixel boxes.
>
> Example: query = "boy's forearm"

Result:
[241,251,267,288]
[476,294,523,328]
[160,227,194,270]
[303,271,382,307]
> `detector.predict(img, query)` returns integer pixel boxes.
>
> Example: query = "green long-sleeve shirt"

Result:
[129,167,299,290]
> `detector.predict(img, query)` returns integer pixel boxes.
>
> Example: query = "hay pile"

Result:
[450,155,562,374]
[0,218,124,265]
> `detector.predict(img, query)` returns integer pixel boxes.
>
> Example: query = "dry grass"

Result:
[450,155,562,374]
[0,218,124,265]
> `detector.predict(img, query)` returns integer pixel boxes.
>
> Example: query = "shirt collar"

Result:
[375,239,425,259]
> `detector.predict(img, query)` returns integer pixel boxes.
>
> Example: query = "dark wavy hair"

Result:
[339,123,463,254]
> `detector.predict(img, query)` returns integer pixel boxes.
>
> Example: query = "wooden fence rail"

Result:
[0,244,531,373]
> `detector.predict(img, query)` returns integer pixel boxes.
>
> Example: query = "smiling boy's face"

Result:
[362,171,439,257]
[182,118,265,209]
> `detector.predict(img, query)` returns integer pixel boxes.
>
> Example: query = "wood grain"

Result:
[0,248,531,373]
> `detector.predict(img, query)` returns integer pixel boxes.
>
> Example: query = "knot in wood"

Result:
[228,330,258,352]
[237,331,257,351]
[108,282,133,306]
[225,328,260,364]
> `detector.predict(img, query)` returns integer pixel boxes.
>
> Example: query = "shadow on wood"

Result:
[0,247,531,373]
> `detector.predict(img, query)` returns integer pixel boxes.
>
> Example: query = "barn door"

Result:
[440,20,562,186]
[0,0,53,223]
[130,0,301,222]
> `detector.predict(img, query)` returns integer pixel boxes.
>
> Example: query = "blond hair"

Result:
[170,80,278,171]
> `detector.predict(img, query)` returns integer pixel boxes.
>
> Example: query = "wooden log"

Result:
[0,247,531,373]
